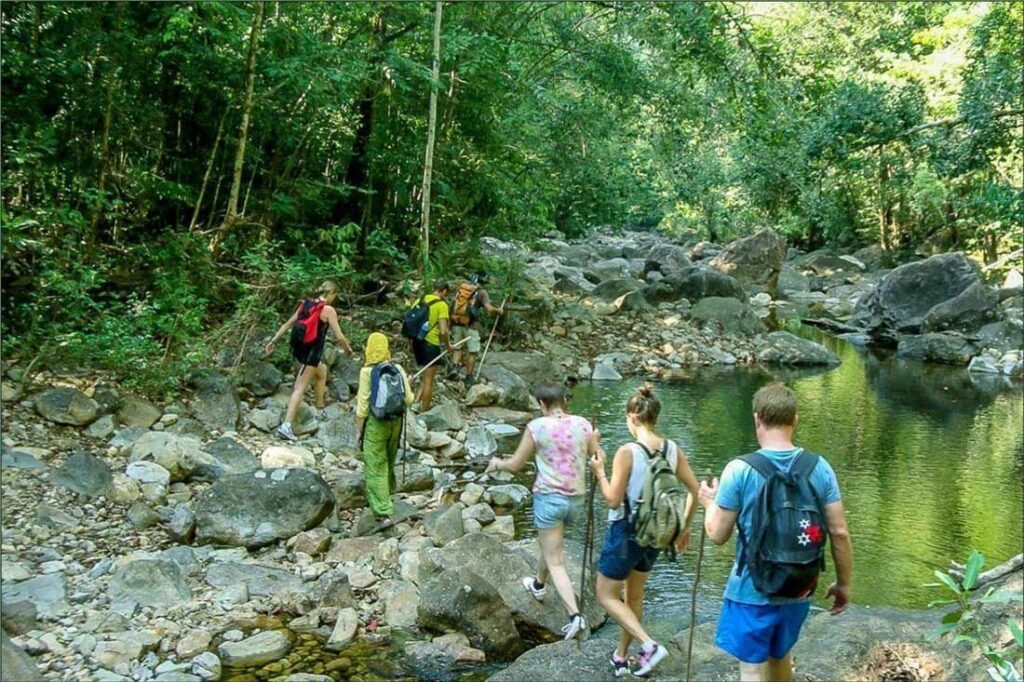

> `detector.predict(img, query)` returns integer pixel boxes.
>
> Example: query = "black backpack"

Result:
[401,296,442,340]
[369,363,407,420]
[736,450,827,599]
[290,299,325,361]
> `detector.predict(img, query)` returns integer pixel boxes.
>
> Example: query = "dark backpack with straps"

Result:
[290,300,325,361]
[369,363,407,420]
[401,296,442,341]
[737,450,827,599]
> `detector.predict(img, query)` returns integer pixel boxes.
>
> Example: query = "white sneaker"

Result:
[521,576,545,601]
[561,614,586,640]
[276,422,297,442]
[634,642,668,677]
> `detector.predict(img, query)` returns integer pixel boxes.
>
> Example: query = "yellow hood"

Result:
[364,332,391,366]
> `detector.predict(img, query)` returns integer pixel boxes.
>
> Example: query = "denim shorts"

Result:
[715,598,812,663]
[597,519,661,580]
[532,493,582,529]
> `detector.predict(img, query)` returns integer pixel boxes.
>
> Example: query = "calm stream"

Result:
[523,330,1024,636]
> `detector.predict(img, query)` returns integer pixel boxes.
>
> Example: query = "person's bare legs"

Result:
[615,569,650,658]
[417,365,437,410]
[764,655,794,682]
[536,536,550,585]
[739,662,763,681]
[597,574,652,644]
[313,362,328,410]
[465,352,477,379]
[284,365,315,424]
[537,526,578,616]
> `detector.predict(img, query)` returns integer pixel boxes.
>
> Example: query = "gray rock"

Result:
[239,361,284,397]
[423,504,466,546]
[127,501,161,529]
[34,387,99,425]
[465,384,500,407]
[204,561,303,600]
[1,573,67,619]
[329,471,367,510]
[851,252,981,345]
[462,503,495,525]
[975,320,1024,355]
[488,484,530,509]
[921,281,1000,334]
[592,278,643,302]
[587,258,631,282]
[689,297,766,336]
[479,366,533,411]
[192,437,259,481]
[189,369,240,433]
[590,363,622,381]
[167,504,196,543]
[127,432,211,483]
[194,469,334,548]
[118,395,162,428]
[218,630,291,668]
[85,414,119,439]
[126,460,172,486]
[326,607,358,650]
[1,631,43,681]
[395,462,434,493]
[109,426,149,450]
[485,351,564,388]
[418,568,522,660]
[315,404,358,453]
[756,332,841,366]
[897,333,977,365]
[166,418,210,440]
[644,243,692,275]
[419,401,463,432]
[248,408,281,432]
[110,559,191,607]
[325,537,382,563]
[380,580,420,628]
[484,424,522,454]
[0,599,37,635]
[644,265,746,304]
[710,228,788,293]
[290,527,332,556]
[49,451,112,498]
[1,450,43,470]
[465,426,497,458]
[190,652,221,681]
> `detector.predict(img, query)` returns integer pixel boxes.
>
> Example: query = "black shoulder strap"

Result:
[738,452,775,480]
[790,450,820,478]
[634,441,653,459]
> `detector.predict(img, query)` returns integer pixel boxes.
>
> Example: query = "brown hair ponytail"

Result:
[626,383,661,425]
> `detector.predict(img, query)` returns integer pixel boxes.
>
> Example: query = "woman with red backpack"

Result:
[265,280,355,441]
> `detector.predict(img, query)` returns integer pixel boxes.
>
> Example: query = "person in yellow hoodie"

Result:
[355,333,414,518]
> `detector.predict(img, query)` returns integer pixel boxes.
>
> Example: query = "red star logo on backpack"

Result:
[806,524,822,544]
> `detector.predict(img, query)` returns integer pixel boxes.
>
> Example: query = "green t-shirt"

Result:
[423,293,449,346]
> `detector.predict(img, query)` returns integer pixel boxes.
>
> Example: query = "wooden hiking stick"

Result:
[686,471,714,682]
[577,412,600,646]
[411,337,469,380]
[473,297,508,382]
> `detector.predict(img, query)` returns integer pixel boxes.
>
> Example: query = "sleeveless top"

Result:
[607,439,680,522]
[526,413,593,496]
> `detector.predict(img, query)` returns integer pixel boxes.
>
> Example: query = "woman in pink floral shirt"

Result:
[488,383,597,640]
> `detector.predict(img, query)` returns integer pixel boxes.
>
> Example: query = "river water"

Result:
[528,330,1024,635]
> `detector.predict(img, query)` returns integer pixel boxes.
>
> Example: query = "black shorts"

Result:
[412,339,442,368]
[293,337,326,368]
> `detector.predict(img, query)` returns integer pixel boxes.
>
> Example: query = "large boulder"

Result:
[756,332,841,366]
[644,243,691,275]
[34,387,99,426]
[238,361,283,397]
[418,568,523,660]
[189,369,240,433]
[465,426,498,458]
[329,471,367,510]
[710,228,787,293]
[592,278,644,303]
[897,333,977,365]
[315,404,358,453]
[117,395,162,428]
[485,352,564,388]
[975,320,1024,355]
[1,631,43,681]
[429,534,603,645]
[851,252,981,345]
[110,559,191,607]
[420,402,463,432]
[49,452,112,498]
[1,573,68,619]
[194,469,334,548]
[423,504,466,546]
[204,561,303,601]
[193,437,259,481]
[219,630,291,669]
[479,365,534,411]
[689,297,766,336]
[586,258,631,282]
[127,432,212,483]
[643,265,746,304]
[921,281,1000,334]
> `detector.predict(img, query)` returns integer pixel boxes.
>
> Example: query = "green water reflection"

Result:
[556,333,1022,623]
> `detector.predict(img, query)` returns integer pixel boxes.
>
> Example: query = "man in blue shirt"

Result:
[698,382,853,682]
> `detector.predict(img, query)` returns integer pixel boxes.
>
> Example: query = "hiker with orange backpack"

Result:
[450,272,504,385]
[265,280,355,441]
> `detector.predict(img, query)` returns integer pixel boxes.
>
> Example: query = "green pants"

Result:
[361,416,402,517]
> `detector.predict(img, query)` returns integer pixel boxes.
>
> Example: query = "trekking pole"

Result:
[685,471,714,682]
[577,412,599,648]
[474,297,508,382]
[411,337,469,380]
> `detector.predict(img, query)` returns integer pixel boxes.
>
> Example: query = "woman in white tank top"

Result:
[589,384,700,677]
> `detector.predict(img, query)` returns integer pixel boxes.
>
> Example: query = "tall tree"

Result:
[419,0,443,277]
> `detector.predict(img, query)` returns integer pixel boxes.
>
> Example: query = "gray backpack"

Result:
[627,441,688,551]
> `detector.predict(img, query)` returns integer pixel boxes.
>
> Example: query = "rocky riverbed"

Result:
[2,226,1021,681]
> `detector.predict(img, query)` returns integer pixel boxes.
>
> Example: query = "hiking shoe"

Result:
[521,577,545,601]
[561,614,586,641]
[276,422,298,442]
[634,642,668,677]
[610,653,632,678]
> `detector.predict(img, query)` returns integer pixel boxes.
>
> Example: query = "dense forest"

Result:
[1,2,1021,392]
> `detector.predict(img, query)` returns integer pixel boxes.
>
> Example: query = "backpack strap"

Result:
[738,452,776,480]
[789,450,819,478]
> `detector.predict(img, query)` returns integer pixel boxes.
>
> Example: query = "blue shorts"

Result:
[715,598,811,663]
[532,493,581,529]
[597,519,660,580]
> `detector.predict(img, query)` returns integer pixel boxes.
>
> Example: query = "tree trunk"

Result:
[189,108,229,231]
[419,0,443,279]
[212,1,265,253]
[878,148,894,252]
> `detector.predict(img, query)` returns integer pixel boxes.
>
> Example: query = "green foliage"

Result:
[925,550,1023,682]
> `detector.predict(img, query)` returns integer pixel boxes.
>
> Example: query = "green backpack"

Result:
[628,441,688,551]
